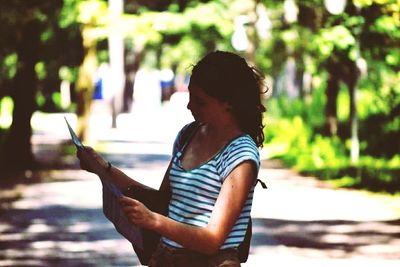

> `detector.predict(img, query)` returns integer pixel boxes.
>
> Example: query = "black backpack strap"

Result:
[237,218,251,262]
[178,121,201,151]
[256,178,267,189]
[237,179,266,262]
[238,179,267,263]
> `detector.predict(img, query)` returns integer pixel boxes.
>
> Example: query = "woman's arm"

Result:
[120,160,256,254]
[76,146,155,191]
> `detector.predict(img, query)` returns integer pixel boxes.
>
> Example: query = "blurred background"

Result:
[0,0,399,266]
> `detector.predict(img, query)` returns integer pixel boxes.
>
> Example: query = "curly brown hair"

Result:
[190,51,267,147]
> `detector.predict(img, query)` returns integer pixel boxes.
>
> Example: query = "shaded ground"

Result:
[1,109,400,266]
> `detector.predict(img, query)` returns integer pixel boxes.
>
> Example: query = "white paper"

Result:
[64,116,144,248]
[101,178,144,249]
[64,116,84,148]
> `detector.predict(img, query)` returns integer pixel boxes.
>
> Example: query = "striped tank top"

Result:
[161,122,260,249]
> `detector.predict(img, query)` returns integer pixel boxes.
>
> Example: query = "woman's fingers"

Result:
[77,146,89,161]
[119,197,152,227]
[77,148,90,170]
[76,146,104,173]
[85,146,94,152]
[120,196,140,209]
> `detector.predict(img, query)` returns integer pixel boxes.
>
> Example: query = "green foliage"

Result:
[264,115,347,170]
[313,26,356,59]
[264,66,399,192]
[58,66,76,82]
[0,96,13,129]
[59,0,81,28]
[2,53,18,80]
[36,92,46,108]
[160,37,205,73]
[302,156,400,193]
[51,92,62,109]
[0,0,84,105]
[259,0,400,194]
[373,15,400,38]
[337,86,350,121]
[267,84,326,127]
[35,62,47,81]
[103,0,235,73]
[263,116,310,160]
[263,112,400,193]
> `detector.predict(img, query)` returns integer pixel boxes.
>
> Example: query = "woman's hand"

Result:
[76,146,108,175]
[119,196,156,229]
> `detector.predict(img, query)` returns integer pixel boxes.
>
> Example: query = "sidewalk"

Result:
[1,104,399,266]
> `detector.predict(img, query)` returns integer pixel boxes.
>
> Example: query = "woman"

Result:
[77,50,267,266]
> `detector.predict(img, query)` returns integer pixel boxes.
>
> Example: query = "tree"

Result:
[262,0,399,162]
[0,0,237,172]
[74,0,107,140]
[0,0,83,171]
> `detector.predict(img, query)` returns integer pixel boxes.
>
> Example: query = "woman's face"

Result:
[187,83,229,124]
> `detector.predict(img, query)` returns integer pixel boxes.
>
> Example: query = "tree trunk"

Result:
[109,0,125,128]
[76,27,97,142]
[123,45,145,112]
[325,72,340,136]
[0,22,40,170]
[76,47,97,142]
[296,67,304,100]
[345,64,360,164]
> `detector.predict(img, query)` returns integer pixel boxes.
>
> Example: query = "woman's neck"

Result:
[203,120,243,142]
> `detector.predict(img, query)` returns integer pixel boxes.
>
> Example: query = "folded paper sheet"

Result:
[101,178,144,250]
[64,116,144,249]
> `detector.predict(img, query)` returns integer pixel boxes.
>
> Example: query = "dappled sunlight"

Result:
[1,126,173,266]
[26,222,56,234]
[66,221,92,233]
[30,240,56,249]
[245,249,399,267]
[357,243,400,257]
[0,201,140,266]
[250,218,400,262]
[0,232,26,241]
[12,180,102,210]
[247,164,400,264]
[1,238,139,266]
[253,168,400,221]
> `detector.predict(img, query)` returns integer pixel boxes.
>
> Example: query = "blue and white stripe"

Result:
[162,124,260,249]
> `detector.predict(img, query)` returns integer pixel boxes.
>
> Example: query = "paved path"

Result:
[1,103,399,266]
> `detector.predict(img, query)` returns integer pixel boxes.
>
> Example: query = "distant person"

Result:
[160,68,175,102]
[77,50,267,266]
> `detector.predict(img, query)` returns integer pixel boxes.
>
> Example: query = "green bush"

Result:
[301,156,400,193]
[263,76,399,193]
[264,116,347,169]
[263,116,311,163]
[263,114,400,193]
